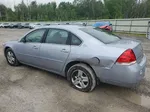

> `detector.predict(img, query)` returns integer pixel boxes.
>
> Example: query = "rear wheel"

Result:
[5,48,20,66]
[67,63,96,92]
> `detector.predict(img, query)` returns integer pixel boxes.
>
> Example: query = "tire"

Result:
[5,48,20,66]
[67,63,96,92]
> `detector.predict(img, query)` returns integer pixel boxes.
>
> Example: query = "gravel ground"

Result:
[0,28,150,112]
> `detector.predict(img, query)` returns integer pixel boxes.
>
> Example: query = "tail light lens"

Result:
[116,49,136,65]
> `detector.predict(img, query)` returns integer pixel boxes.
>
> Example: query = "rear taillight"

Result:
[116,49,136,65]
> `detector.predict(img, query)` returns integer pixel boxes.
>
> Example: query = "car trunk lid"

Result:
[107,39,143,64]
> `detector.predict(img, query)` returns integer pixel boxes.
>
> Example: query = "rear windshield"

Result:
[80,28,121,44]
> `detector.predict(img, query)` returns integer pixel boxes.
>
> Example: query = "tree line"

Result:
[0,0,150,21]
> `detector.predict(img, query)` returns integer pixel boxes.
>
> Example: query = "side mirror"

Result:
[20,37,26,43]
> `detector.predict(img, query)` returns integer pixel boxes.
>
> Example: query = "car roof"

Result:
[37,25,85,32]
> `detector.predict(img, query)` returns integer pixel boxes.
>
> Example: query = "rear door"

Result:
[15,29,47,66]
[40,28,71,73]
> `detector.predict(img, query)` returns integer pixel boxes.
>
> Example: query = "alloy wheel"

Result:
[71,70,89,89]
[7,51,15,64]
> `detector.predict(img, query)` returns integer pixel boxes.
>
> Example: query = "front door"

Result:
[15,29,46,66]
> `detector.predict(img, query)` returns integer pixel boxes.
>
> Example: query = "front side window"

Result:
[25,29,46,43]
[45,29,69,45]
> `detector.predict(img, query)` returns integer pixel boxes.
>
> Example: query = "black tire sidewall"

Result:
[67,64,95,92]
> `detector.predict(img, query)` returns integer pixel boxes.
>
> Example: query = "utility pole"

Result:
[0,12,1,21]
[13,0,16,11]
[26,0,29,20]
[28,0,31,20]
[6,0,8,21]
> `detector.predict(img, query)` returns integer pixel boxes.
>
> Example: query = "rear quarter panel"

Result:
[62,28,126,76]
[62,40,126,76]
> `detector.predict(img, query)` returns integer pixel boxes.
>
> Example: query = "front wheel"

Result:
[67,63,96,92]
[5,48,20,66]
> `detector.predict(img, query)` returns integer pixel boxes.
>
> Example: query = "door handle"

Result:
[61,49,69,53]
[33,46,38,49]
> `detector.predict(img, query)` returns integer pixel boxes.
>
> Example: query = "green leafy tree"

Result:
[0,0,150,21]
[0,4,7,21]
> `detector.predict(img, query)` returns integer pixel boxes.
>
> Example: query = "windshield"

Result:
[80,28,121,44]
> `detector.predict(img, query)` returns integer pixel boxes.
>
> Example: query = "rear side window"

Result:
[80,28,121,44]
[71,34,82,45]
[45,29,69,45]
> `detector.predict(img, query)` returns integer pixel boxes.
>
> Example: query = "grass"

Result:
[114,32,146,38]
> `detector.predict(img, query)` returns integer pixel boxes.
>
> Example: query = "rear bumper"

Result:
[93,55,147,87]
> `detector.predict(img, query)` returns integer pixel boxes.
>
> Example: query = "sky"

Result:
[0,0,74,9]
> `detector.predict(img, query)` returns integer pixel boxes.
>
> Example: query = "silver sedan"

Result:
[3,25,146,92]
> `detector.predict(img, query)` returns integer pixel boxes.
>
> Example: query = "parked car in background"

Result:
[0,23,8,28]
[10,23,28,29]
[9,23,21,28]
[72,22,87,26]
[9,23,15,28]
[0,23,5,28]
[22,23,30,28]
[3,23,10,28]
[50,23,61,25]
[0,23,2,28]
[3,25,146,92]
[93,22,113,32]
[42,23,51,26]
[29,23,41,29]
[17,23,24,29]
